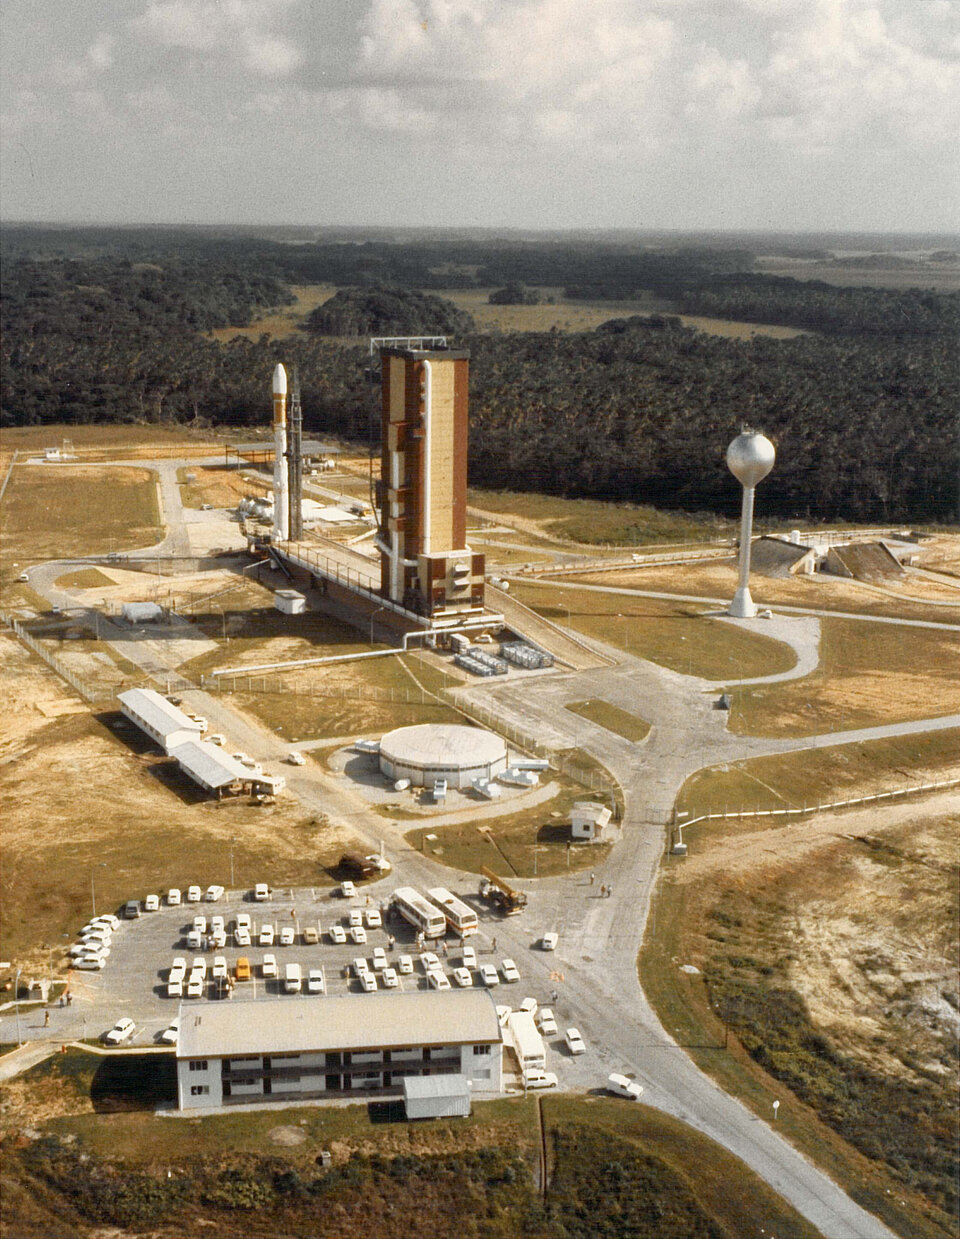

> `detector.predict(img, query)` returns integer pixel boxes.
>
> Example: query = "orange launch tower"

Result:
[377,346,485,619]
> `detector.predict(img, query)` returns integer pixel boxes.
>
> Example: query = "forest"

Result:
[1,228,957,523]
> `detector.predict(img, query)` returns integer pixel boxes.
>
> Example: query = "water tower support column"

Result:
[730,483,758,618]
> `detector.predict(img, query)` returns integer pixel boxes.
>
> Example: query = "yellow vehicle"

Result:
[234,957,251,982]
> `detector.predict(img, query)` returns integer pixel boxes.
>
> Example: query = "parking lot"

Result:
[49,884,578,1073]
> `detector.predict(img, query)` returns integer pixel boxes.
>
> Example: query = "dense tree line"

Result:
[305,285,475,336]
[1,242,956,523]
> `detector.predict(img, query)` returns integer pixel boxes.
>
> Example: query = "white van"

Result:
[284,962,302,993]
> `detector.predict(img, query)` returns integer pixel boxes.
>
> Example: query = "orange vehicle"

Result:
[234,957,251,982]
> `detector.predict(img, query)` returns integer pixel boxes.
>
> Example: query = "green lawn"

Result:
[566,699,651,742]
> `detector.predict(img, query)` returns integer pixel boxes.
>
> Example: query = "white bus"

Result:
[392,887,446,939]
[427,886,478,938]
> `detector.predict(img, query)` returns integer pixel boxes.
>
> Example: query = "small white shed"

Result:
[402,1074,471,1120]
[122,601,163,625]
[571,801,612,841]
[274,589,306,615]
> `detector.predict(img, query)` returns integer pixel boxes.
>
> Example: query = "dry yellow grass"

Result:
[208,283,338,342]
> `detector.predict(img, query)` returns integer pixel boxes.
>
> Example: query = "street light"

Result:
[90,862,107,917]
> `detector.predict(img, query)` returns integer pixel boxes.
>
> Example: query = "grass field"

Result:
[403,781,613,878]
[177,464,254,509]
[1,1062,822,1239]
[468,486,735,546]
[53,568,116,590]
[511,581,797,678]
[208,283,338,342]
[676,729,960,823]
[640,806,959,1239]
[566,699,651,742]
[0,465,161,568]
[728,616,960,737]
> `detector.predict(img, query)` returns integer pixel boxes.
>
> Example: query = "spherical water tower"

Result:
[726,430,776,618]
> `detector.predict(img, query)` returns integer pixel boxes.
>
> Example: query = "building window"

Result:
[190,1085,210,1096]
[189,1060,208,1072]
[472,1045,491,1056]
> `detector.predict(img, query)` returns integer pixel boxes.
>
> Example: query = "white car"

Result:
[253,883,269,901]
[186,930,203,952]
[191,957,207,978]
[205,885,225,902]
[420,952,441,973]
[360,972,377,993]
[397,953,414,975]
[210,915,225,935]
[453,967,473,988]
[328,925,347,945]
[231,751,250,765]
[262,954,278,978]
[350,925,367,945]
[169,959,187,983]
[348,909,364,928]
[104,1017,136,1045]
[537,1008,558,1036]
[235,928,251,948]
[372,947,388,971]
[287,750,305,765]
[352,957,369,977]
[523,1069,559,1090]
[186,975,203,998]
[307,969,325,994]
[74,955,106,971]
[235,913,252,933]
[259,924,275,946]
[77,943,110,960]
[92,914,121,930]
[192,916,207,934]
[167,888,182,906]
[167,978,183,997]
[428,970,451,991]
[209,733,225,746]
[340,881,356,899]
[211,930,227,949]
[566,1027,587,1055]
[540,932,559,951]
[365,909,382,929]
[279,926,295,946]
[519,997,538,1016]
[462,946,477,968]
[607,1073,644,1101]
[160,1018,180,1045]
[480,964,500,987]
[212,956,228,980]
[500,959,520,984]
[143,894,160,913]
[382,967,399,988]
[186,885,202,903]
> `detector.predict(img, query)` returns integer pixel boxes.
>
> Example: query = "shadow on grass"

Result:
[91,1054,177,1113]
[368,1099,407,1124]
[536,823,572,845]
[144,761,214,806]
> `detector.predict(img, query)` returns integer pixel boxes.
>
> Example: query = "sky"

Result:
[1,0,958,233]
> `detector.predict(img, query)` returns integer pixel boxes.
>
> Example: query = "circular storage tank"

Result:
[379,724,507,790]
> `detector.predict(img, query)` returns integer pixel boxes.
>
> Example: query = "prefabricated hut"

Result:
[571,801,612,841]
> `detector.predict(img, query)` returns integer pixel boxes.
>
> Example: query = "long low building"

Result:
[169,740,249,795]
[118,688,204,754]
[176,990,503,1110]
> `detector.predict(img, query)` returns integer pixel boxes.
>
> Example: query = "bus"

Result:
[427,886,479,938]
[392,887,446,939]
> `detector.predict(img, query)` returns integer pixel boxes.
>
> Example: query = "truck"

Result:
[479,867,527,915]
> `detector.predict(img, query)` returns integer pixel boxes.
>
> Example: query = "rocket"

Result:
[272,363,289,541]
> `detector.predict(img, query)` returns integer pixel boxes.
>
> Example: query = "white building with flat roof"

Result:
[118,688,204,754]
[176,991,503,1110]
[168,740,249,795]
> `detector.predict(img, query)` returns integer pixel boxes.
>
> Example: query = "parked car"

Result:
[352,957,369,977]
[340,881,356,899]
[372,947,387,971]
[420,952,441,973]
[191,957,207,978]
[235,928,251,947]
[104,1017,135,1045]
[167,978,183,997]
[360,972,377,992]
[211,930,227,949]
[205,885,225,902]
[235,957,252,982]
[123,900,141,919]
[519,997,538,1015]
[212,956,228,980]
[279,926,295,946]
[453,967,473,988]
[253,883,269,901]
[287,750,305,765]
[348,909,363,928]
[500,958,521,983]
[306,969,324,994]
[186,886,202,903]
[144,894,160,912]
[235,912,251,932]
[565,1027,586,1055]
[192,916,207,934]
[428,970,451,991]
[167,888,182,906]
[93,914,120,930]
[462,945,477,968]
[328,925,347,944]
[160,1018,180,1045]
[537,1008,558,1036]
[480,964,500,987]
[302,926,319,944]
[540,932,559,951]
[397,953,414,974]
[350,925,367,945]
[186,930,202,952]
[365,909,382,929]
[168,959,186,983]
[259,924,275,946]
[261,954,278,979]
[523,1069,558,1090]
[209,733,225,746]
[607,1073,643,1101]
[186,974,203,998]
[75,955,106,971]
[382,967,399,988]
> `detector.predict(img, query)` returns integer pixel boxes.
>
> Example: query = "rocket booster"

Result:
[272,363,289,541]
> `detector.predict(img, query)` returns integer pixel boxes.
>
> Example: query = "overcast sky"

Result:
[1,0,957,232]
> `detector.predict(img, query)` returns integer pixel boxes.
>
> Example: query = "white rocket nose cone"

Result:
[272,364,287,396]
